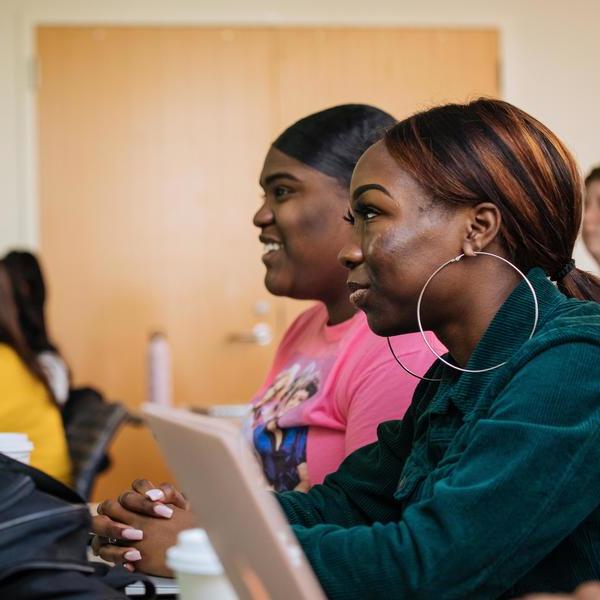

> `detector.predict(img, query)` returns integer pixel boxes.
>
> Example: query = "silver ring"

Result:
[108,537,118,544]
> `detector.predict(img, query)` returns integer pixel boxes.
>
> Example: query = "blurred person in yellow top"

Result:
[0,262,71,485]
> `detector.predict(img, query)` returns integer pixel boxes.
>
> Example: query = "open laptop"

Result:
[143,404,326,600]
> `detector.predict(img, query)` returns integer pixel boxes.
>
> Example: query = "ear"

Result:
[461,202,502,257]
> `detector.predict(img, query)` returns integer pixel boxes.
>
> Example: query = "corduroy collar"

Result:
[437,268,568,416]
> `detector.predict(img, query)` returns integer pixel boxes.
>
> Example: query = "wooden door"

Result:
[37,26,498,499]
[272,28,498,126]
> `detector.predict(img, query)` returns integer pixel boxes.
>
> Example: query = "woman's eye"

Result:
[343,210,355,225]
[274,186,292,200]
[354,205,379,222]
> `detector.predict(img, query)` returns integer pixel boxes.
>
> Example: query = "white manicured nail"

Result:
[153,504,173,518]
[122,528,144,541]
[124,550,142,562]
[145,488,165,501]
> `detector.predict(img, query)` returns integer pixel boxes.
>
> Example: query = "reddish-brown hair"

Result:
[384,98,600,302]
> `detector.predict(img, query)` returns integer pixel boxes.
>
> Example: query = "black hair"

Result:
[2,250,58,354]
[272,104,396,189]
[0,262,52,393]
[584,167,600,187]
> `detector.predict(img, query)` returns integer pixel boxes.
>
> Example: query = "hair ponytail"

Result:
[558,268,600,302]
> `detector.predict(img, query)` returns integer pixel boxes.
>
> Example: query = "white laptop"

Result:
[143,403,326,600]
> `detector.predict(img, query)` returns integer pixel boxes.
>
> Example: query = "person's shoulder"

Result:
[342,314,443,363]
[0,344,32,383]
[37,350,68,372]
[482,299,600,420]
[538,296,600,342]
[278,303,326,344]
[499,297,600,392]
[37,351,69,404]
[334,314,396,378]
[295,302,326,323]
[555,295,600,321]
[286,303,326,330]
[337,311,381,351]
[339,310,372,338]
[0,344,24,369]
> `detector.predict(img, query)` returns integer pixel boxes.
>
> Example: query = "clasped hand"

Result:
[91,479,195,577]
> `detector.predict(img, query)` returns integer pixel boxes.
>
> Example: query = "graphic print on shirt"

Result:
[252,358,331,492]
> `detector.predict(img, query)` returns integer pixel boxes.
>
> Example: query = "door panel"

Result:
[273,28,498,124]
[37,26,498,499]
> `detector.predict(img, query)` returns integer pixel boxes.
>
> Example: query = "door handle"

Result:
[227,322,272,346]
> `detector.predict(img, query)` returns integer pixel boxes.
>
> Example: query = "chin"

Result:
[365,311,417,337]
[263,273,288,297]
[264,282,287,297]
[364,313,395,337]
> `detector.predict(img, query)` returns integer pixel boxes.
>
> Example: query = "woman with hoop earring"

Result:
[275,99,600,599]
[92,99,600,598]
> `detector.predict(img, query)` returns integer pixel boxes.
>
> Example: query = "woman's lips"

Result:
[350,288,369,306]
[262,241,283,256]
[347,281,370,307]
[259,237,284,265]
[262,250,282,266]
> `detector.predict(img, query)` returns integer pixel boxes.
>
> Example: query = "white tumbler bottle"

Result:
[166,528,238,599]
[147,331,173,406]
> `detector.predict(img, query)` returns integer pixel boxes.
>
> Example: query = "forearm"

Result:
[277,479,366,528]
[278,421,411,528]
[292,522,412,600]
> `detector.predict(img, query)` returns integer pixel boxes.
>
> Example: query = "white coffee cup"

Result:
[166,528,238,599]
[0,433,34,464]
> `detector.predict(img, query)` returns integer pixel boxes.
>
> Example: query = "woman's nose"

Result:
[253,201,274,228]
[338,243,363,270]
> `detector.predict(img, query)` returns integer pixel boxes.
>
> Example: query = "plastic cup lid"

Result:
[166,528,224,576]
[0,433,34,452]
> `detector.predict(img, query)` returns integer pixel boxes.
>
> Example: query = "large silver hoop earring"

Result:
[387,336,443,382]
[416,251,539,374]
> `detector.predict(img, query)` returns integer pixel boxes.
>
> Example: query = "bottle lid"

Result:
[166,528,224,576]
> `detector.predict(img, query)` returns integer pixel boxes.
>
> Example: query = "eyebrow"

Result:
[352,183,392,202]
[261,172,301,187]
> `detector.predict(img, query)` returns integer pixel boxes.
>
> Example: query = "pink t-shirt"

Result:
[249,303,443,492]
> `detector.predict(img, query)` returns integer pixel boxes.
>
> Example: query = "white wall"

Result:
[0,0,22,251]
[1,0,599,271]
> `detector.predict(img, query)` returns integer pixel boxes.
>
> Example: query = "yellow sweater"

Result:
[0,344,72,485]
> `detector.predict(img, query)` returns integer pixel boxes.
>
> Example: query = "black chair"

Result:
[62,387,136,500]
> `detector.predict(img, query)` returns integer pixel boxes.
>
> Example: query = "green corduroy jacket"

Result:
[278,268,600,600]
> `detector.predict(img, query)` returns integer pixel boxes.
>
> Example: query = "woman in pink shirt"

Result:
[91,105,443,572]
[250,104,443,492]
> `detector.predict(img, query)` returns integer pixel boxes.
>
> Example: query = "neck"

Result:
[324,293,358,326]
[434,268,521,368]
